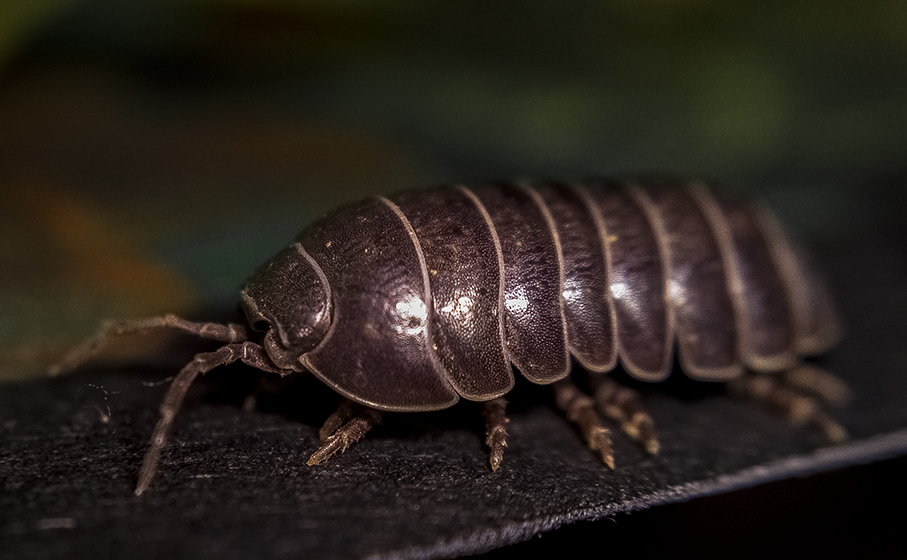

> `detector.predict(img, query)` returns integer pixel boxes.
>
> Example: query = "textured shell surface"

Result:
[290,179,840,412]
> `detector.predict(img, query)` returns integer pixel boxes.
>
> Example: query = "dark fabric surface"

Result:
[2,221,906,560]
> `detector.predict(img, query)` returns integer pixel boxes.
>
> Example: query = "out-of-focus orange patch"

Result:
[2,181,199,378]
[12,182,197,314]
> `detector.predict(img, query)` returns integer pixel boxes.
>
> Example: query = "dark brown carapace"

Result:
[52,179,849,495]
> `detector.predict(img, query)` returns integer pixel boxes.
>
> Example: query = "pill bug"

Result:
[53,178,847,495]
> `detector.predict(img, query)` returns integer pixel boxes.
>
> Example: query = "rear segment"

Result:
[751,204,842,356]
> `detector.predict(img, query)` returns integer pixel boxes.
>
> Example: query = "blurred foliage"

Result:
[1,0,905,180]
[0,0,75,69]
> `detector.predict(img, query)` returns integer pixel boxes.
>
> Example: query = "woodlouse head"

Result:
[241,242,332,370]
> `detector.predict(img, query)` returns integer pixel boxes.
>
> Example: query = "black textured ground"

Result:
[2,225,906,560]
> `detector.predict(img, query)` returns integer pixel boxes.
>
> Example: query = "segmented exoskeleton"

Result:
[53,179,847,495]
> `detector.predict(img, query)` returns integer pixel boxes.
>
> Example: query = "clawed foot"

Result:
[308,402,382,466]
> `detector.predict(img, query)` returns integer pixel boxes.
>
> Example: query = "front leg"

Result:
[135,341,292,495]
[49,314,249,376]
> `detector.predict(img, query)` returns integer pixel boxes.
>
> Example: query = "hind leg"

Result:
[783,365,852,408]
[729,367,849,443]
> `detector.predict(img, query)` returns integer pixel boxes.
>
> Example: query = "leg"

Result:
[318,398,357,441]
[307,408,383,466]
[482,398,509,472]
[553,379,614,468]
[729,373,848,444]
[135,341,290,495]
[784,365,852,407]
[50,314,249,376]
[589,376,659,455]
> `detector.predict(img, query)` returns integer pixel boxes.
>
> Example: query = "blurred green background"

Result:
[1,0,905,380]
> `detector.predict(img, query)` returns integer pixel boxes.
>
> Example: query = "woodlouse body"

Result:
[55,178,844,494]
[243,180,840,411]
